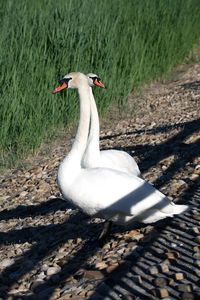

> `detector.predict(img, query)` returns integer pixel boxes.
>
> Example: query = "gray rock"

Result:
[37,271,46,280]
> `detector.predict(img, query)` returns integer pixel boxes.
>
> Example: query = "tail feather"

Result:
[172,204,189,215]
[136,204,189,224]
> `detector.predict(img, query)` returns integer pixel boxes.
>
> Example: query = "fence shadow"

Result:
[89,175,200,300]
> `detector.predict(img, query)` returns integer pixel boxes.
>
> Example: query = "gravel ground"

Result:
[0,63,200,300]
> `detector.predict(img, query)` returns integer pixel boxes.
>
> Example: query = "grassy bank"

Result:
[1,0,200,167]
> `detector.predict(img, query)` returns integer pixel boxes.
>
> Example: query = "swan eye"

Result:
[59,77,72,84]
[90,76,101,83]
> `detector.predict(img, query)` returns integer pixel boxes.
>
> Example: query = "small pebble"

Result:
[153,277,168,287]
[37,271,46,280]
[106,264,119,273]
[86,290,94,297]
[162,259,170,266]
[149,266,159,275]
[179,222,187,229]
[95,261,107,270]
[181,292,195,300]
[130,275,142,284]
[195,260,200,267]
[174,272,185,280]
[193,214,200,221]
[178,284,192,292]
[192,227,200,234]
[41,264,49,271]
[1,258,15,268]
[46,265,61,276]
[30,279,45,291]
[84,270,104,280]
[132,234,144,241]
[158,264,169,273]
[193,252,200,259]
[195,269,200,276]
[165,251,180,260]
[190,174,199,181]
[195,236,200,243]
[193,246,200,252]
[153,288,169,298]
[118,248,125,255]
[20,191,28,197]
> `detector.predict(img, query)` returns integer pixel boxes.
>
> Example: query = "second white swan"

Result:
[82,73,141,177]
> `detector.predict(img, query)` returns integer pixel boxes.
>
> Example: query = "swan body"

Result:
[59,166,187,224]
[53,72,188,225]
[82,73,141,176]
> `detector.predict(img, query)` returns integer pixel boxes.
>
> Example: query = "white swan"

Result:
[82,73,141,177]
[52,72,188,231]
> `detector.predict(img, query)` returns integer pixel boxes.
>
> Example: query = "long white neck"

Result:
[69,84,91,162]
[60,83,91,173]
[57,75,91,192]
[87,87,100,152]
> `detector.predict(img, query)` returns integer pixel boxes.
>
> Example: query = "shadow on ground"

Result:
[0,118,199,299]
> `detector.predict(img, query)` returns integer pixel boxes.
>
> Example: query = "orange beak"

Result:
[94,79,105,88]
[52,82,68,94]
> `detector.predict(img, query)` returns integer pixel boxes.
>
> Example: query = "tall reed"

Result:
[1,0,200,167]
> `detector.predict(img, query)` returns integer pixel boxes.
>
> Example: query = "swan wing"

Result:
[100,149,141,176]
[66,168,187,222]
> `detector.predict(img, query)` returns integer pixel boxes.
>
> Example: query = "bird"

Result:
[52,72,188,243]
[82,73,141,177]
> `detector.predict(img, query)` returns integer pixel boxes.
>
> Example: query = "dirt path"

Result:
[0,63,200,299]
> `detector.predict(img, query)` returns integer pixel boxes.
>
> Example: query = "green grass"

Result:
[1,0,200,168]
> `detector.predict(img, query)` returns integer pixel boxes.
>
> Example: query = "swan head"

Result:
[52,72,88,94]
[87,73,105,88]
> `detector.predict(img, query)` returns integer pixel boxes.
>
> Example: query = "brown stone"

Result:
[77,290,87,297]
[193,214,200,221]
[153,277,168,287]
[174,272,185,280]
[165,251,180,260]
[124,230,140,238]
[95,261,107,270]
[86,290,94,297]
[153,288,169,298]
[84,270,104,280]
[149,266,159,275]
[158,264,169,273]
[178,284,192,292]
[106,264,119,273]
